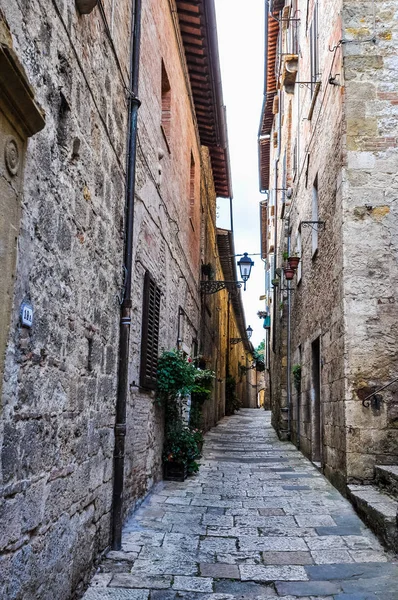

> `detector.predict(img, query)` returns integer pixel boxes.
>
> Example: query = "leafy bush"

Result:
[225,375,241,415]
[163,424,201,474]
[156,350,196,404]
[157,350,214,475]
[292,364,302,392]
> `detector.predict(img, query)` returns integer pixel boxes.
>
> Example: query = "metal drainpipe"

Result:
[272,86,282,354]
[112,0,142,551]
[286,223,291,439]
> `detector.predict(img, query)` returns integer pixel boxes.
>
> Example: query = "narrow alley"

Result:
[82,410,398,600]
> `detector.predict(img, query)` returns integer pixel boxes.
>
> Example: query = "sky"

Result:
[214,0,266,348]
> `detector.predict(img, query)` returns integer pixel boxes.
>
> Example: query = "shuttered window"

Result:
[140,271,161,389]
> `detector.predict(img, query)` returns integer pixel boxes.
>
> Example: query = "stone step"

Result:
[347,484,398,553]
[375,464,398,498]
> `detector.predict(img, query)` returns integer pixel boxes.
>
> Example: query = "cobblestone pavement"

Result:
[82,409,398,600]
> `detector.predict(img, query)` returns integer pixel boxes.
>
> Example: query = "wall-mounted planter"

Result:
[76,0,98,14]
[283,267,295,280]
[288,256,300,270]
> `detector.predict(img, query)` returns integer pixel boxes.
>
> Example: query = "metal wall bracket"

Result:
[300,221,326,232]
[200,280,242,295]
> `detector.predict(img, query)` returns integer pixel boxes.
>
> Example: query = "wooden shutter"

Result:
[140,271,161,389]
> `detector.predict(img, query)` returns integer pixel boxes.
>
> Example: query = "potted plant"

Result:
[288,253,300,270]
[163,424,201,480]
[283,266,295,280]
[201,263,215,280]
[156,349,212,481]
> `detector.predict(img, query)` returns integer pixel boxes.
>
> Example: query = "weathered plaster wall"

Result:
[342,0,398,481]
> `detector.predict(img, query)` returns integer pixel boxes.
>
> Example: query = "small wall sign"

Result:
[20,301,33,328]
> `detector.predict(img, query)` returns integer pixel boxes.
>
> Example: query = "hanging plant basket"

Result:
[283,266,295,280]
[288,256,300,270]
[163,461,188,482]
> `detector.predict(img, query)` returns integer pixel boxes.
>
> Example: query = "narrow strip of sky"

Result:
[215,0,266,348]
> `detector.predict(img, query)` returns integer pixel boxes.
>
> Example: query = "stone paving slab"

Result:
[82,410,398,600]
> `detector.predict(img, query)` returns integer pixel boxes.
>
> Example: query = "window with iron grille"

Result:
[140,271,161,389]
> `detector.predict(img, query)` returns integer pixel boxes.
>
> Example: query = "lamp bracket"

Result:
[200,280,242,295]
[300,220,325,232]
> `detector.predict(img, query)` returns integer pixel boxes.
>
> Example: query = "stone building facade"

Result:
[0,1,251,598]
[259,0,398,492]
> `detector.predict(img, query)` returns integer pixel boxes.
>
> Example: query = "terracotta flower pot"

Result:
[288,256,300,269]
[283,267,295,280]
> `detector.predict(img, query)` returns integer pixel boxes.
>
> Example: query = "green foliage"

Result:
[190,368,215,428]
[163,424,201,474]
[282,251,289,260]
[292,363,302,392]
[156,350,196,405]
[225,375,241,415]
[253,341,266,372]
[191,368,215,402]
[157,349,214,475]
[201,263,215,280]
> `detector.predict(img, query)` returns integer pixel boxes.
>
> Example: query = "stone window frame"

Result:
[139,270,161,390]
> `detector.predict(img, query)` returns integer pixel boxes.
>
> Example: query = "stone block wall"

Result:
[0,0,207,598]
[0,1,130,597]
[267,0,398,489]
[342,0,398,481]
[267,0,349,489]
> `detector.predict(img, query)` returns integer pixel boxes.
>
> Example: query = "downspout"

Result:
[286,222,291,439]
[272,91,281,354]
[112,0,142,551]
[226,293,231,378]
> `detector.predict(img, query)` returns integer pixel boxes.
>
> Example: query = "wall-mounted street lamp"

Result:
[200,252,255,294]
[230,325,253,346]
[237,253,254,291]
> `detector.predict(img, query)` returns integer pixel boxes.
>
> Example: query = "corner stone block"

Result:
[346,151,376,170]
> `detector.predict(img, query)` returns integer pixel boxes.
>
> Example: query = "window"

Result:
[287,0,299,55]
[189,152,195,220]
[140,271,161,389]
[309,2,319,94]
[161,61,171,148]
[312,176,318,257]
